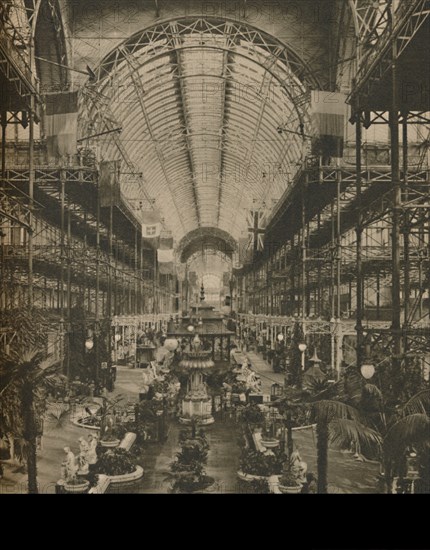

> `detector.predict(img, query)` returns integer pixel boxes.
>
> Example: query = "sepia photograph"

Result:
[0,0,429,494]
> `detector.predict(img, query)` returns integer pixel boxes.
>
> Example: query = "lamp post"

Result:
[298,342,307,370]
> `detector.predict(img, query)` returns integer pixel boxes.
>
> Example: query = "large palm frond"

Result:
[311,399,366,424]
[383,413,430,458]
[1,350,63,396]
[399,390,430,417]
[45,403,71,432]
[329,418,382,454]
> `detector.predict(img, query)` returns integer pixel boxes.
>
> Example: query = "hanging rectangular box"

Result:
[310,91,348,158]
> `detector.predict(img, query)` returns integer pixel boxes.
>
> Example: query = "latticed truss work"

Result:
[0,164,175,320]
[79,17,320,243]
[348,0,430,109]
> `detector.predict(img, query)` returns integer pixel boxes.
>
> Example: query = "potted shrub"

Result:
[278,470,303,494]
[98,395,124,447]
[63,476,90,494]
[166,430,214,493]
[238,448,286,480]
[94,448,136,477]
[260,424,280,449]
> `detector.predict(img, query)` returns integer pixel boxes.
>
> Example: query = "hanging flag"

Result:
[157,232,174,274]
[44,91,78,161]
[310,91,347,158]
[99,160,121,207]
[222,272,230,287]
[247,209,266,253]
[142,210,161,239]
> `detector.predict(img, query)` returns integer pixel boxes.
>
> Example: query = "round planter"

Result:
[100,439,121,448]
[63,480,90,494]
[107,465,144,485]
[260,438,280,449]
[278,483,302,494]
[73,417,101,431]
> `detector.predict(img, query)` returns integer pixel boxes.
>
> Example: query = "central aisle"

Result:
[112,414,241,494]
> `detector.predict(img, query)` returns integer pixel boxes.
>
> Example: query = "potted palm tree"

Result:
[98,395,124,448]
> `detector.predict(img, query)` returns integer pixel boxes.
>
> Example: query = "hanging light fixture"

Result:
[360,362,375,380]
[164,338,179,352]
[85,338,94,350]
[277,333,284,342]
[187,324,195,332]
[114,333,121,342]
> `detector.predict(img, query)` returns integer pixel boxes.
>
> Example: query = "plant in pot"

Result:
[166,430,214,493]
[63,475,90,494]
[239,448,286,478]
[278,469,303,494]
[98,395,124,447]
[94,447,136,477]
[260,422,280,449]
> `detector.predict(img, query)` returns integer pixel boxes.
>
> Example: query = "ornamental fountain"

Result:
[178,333,215,425]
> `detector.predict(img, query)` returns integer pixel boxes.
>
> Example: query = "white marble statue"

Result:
[77,437,89,474]
[290,448,307,484]
[87,434,98,465]
[63,446,78,482]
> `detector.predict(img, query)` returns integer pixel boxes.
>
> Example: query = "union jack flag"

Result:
[247,209,267,253]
